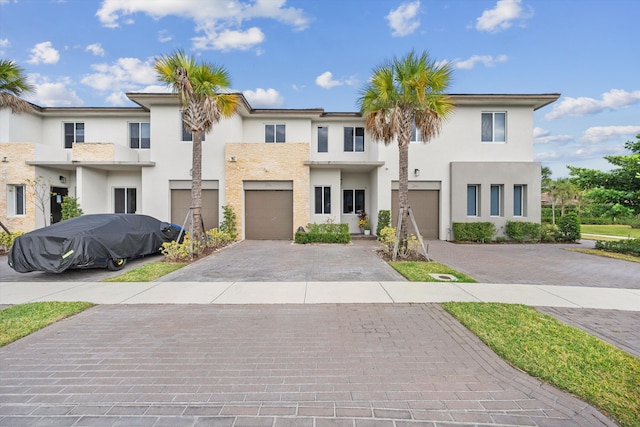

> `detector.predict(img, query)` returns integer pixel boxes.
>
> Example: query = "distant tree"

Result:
[569,134,640,216]
[0,59,34,113]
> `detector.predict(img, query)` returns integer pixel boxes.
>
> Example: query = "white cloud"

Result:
[158,30,173,43]
[545,89,640,120]
[29,74,83,107]
[0,38,8,56]
[386,1,421,37]
[453,54,507,70]
[580,125,640,143]
[533,127,573,145]
[96,0,309,51]
[27,41,60,65]
[80,57,157,105]
[243,88,284,108]
[475,0,532,33]
[315,71,357,90]
[86,43,105,56]
[194,27,265,51]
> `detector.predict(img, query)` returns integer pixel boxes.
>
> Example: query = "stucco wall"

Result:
[225,142,309,239]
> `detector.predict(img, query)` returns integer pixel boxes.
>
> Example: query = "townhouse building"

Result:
[1,92,559,240]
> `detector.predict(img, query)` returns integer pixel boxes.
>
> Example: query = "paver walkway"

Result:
[0,304,615,427]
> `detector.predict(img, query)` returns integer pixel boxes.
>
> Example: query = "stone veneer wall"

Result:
[225,143,310,239]
[72,142,115,161]
[0,143,37,232]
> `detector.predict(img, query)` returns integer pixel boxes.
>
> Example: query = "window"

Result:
[490,184,503,216]
[467,185,479,216]
[114,187,136,214]
[265,124,286,143]
[181,120,205,142]
[64,122,84,148]
[344,127,364,152]
[7,184,25,216]
[514,185,526,216]
[129,122,150,149]
[410,122,422,143]
[314,186,331,214]
[481,112,506,142]
[317,127,328,153]
[343,189,365,214]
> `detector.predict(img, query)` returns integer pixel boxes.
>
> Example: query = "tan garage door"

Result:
[245,190,293,240]
[391,190,439,239]
[171,189,219,231]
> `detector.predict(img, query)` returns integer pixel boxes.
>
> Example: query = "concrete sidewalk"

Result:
[2,280,640,310]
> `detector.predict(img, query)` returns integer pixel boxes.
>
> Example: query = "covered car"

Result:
[8,214,182,273]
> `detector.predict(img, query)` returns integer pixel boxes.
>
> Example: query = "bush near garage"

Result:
[376,209,391,238]
[452,222,495,243]
[557,212,581,242]
[505,221,542,243]
[595,239,640,257]
[0,232,23,254]
[161,228,234,262]
[295,222,350,244]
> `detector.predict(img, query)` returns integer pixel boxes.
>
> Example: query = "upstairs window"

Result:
[64,122,84,148]
[181,119,205,142]
[344,127,364,152]
[129,122,150,149]
[317,126,328,153]
[410,122,422,143]
[265,124,286,143]
[481,112,506,142]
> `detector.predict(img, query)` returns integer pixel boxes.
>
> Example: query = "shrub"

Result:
[505,221,541,243]
[219,205,238,241]
[0,232,23,254]
[60,196,83,220]
[595,239,640,257]
[378,226,421,259]
[295,221,350,244]
[541,224,559,242]
[557,212,581,242]
[452,222,495,243]
[376,210,391,238]
[204,228,234,250]
[161,228,233,262]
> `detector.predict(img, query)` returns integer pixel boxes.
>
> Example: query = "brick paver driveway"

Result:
[0,304,614,427]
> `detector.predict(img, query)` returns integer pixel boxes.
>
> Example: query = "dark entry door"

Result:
[50,187,68,224]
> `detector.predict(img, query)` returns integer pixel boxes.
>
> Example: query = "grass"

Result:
[0,302,94,347]
[390,261,476,282]
[102,261,187,282]
[442,302,640,427]
[581,224,640,239]
[566,248,640,263]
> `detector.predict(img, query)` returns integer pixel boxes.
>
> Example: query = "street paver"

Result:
[0,304,616,427]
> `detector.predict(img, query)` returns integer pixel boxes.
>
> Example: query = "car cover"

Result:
[8,214,182,273]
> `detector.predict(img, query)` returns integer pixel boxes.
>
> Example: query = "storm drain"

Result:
[429,273,458,282]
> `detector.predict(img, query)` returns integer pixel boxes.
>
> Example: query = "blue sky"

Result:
[1,0,639,178]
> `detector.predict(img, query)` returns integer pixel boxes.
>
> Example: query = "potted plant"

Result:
[358,211,369,234]
[363,217,371,235]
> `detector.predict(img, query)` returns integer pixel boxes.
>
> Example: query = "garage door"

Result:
[171,189,219,231]
[245,190,293,240]
[391,190,439,239]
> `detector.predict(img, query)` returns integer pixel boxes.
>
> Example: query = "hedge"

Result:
[452,222,495,243]
[295,222,351,244]
[505,221,541,243]
[595,239,640,257]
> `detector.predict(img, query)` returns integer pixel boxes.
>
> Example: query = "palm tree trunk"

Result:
[191,130,203,248]
[398,142,410,240]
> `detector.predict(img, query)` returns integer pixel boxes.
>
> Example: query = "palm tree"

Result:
[155,50,239,248]
[359,51,454,258]
[0,59,34,114]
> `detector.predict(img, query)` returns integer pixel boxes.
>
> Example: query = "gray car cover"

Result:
[8,214,182,273]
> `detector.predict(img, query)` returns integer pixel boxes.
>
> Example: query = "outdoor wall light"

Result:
[1,156,8,162]
[59,176,66,184]
[414,168,420,177]
[229,156,237,162]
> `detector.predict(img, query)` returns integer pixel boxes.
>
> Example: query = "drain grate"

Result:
[429,273,458,282]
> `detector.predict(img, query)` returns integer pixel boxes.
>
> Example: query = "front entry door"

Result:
[50,187,68,224]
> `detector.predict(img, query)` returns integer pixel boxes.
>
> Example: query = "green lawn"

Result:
[443,302,640,427]
[581,224,640,239]
[102,261,187,282]
[0,302,94,347]
[390,261,476,282]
